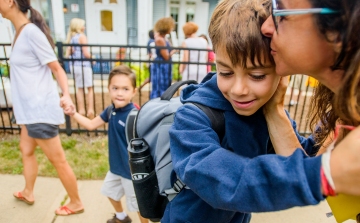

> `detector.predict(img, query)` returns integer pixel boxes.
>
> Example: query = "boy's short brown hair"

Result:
[209,0,273,68]
[108,65,136,89]
[154,17,175,36]
[182,22,199,37]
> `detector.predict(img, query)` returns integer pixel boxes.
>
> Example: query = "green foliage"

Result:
[125,63,150,87]
[61,138,77,150]
[0,134,109,180]
[172,63,182,81]
[0,62,9,77]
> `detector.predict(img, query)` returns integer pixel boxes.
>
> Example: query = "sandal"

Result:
[13,192,34,205]
[55,205,84,216]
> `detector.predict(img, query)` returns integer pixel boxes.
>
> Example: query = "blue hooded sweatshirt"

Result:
[162,74,324,223]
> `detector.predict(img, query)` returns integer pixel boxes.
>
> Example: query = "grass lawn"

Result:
[0,133,109,180]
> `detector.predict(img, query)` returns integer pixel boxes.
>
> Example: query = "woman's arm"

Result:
[72,113,105,130]
[170,105,324,212]
[156,37,170,61]
[78,34,91,59]
[179,41,188,74]
[47,61,74,115]
[263,77,304,156]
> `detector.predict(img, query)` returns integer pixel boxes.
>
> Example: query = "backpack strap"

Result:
[191,103,225,142]
[166,103,225,201]
[106,104,114,120]
[125,108,139,143]
[160,80,197,100]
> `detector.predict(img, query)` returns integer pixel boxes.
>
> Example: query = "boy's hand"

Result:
[60,95,75,116]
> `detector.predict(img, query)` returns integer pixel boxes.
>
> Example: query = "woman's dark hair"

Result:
[17,0,55,48]
[308,0,360,145]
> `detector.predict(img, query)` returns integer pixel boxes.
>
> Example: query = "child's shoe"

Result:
[107,214,132,223]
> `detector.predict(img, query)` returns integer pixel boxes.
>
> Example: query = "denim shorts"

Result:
[25,123,59,139]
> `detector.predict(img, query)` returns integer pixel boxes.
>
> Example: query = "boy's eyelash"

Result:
[249,74,266,80]
[219,72,234,76]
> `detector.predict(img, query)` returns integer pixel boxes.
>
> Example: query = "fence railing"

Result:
[0,42,315,136]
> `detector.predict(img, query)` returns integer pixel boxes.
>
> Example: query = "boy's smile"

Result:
[215,47,280,116]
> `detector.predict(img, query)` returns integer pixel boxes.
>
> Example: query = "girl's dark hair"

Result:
[17,0,55,48]
[308,0,360,145]
[108,65,136,89]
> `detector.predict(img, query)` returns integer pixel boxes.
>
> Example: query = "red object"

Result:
[133,103,140,110]
[320,167,336,196]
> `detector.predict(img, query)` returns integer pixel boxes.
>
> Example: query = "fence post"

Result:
[56,42,72,136]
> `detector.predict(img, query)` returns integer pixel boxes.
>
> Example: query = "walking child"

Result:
[66,18,95,118]
[70,65,148,223]
[162,0,327,222]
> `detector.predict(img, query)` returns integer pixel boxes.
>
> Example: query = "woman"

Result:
[150,17,176,99]
[261,0,360,202]
[179,22,208,83]
[0,0,83,216]
[199,34,216,73]
[66,18,94,118]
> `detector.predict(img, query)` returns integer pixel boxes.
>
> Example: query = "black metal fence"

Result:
[0,42,315,136]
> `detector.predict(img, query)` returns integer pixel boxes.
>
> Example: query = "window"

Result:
[101,10,113,31]
[170,7,179,36]
[94,0,102,3]
[109,0,118,3]
[186,2,196,22]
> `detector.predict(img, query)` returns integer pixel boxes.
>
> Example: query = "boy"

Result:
[70,65,148,223]
[161,0,323,222]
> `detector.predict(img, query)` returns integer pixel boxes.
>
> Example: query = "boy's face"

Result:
[216,47,280,116]
[108,74,136,109]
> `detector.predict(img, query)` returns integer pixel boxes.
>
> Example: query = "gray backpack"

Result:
[126,77,225,221]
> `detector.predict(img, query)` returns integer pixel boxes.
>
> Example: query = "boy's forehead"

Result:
[215,44,272,69]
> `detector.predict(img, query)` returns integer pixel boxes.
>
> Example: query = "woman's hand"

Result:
[264,77,288,113]
[60,95,75,116]
[263,76,303,156]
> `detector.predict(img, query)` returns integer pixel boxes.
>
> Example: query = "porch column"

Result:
[137,0,153,46]
[51,0,66,42]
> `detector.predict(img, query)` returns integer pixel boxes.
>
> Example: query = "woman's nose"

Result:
[261,16,275,37]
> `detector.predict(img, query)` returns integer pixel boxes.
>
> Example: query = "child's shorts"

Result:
[71,66,93,88]
[101,171,139,212]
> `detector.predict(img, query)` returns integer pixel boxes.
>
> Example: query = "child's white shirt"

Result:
[9,23,64,125]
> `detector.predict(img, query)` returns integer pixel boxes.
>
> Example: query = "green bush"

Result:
[125,63,150,87]
[0,63,9,77]
[172,63,182,81]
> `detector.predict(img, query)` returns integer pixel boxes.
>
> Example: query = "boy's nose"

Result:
[232,78,249,96]
[261,16,275,37]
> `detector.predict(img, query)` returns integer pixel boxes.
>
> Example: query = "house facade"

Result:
[44,0,219,46]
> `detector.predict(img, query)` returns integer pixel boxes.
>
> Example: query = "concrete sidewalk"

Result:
[0,174,355,223]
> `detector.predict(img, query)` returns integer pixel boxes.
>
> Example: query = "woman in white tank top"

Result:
[179,22,208,83]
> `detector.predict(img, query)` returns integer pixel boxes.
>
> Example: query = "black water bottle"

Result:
[128,138,168,221]
[128,138,154,181]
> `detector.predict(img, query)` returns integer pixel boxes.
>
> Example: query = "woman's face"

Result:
[261,0,338,80]
[0,0,12,19]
